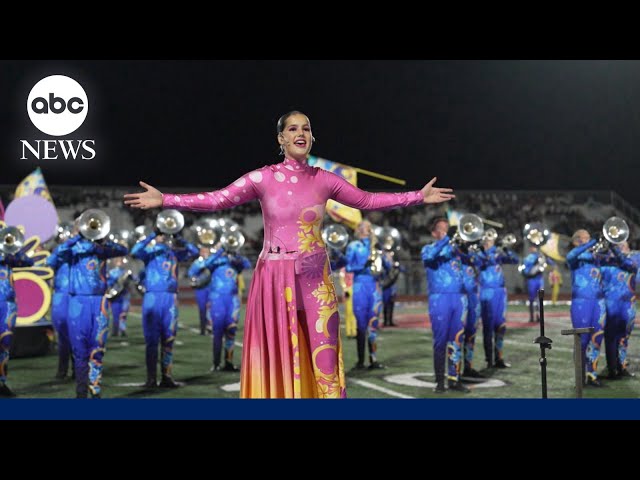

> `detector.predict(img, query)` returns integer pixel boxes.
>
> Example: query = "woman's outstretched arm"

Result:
[124,170,263,212]
[324,171,454,211]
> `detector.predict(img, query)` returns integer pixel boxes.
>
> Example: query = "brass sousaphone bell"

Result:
[193,217,220,248]
[156,209,185,235]
[220,229,245,253]
[322,223,350,251]
[373,226,402,251]
[522,222,550,247]
[77,209,111,241]
[0,226,25,255]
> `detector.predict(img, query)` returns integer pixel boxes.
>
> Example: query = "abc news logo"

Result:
[20,75,95,160]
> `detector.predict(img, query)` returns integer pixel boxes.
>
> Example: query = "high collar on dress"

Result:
[283,157,308,171]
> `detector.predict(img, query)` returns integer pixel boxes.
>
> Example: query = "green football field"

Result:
[8,302,640,398]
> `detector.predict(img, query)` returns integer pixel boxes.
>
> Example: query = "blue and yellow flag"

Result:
[446,208,464,227]
[307,155,362,230]
[15,167,54,203]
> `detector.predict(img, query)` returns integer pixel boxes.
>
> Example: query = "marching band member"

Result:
[477,231,519,369]
[346,220,386,370]
[106,257,135,338]
[459,243,483,377]
[421,217,468,392]
[381,250,404,327]
[191,246,251,371]
[0,232,34,397]
[131,228,198,389]
[566,229,607,387]
[56,216,128,398]
[188,247,214,335]
[46,229,76,380]
[548,266,562,306]
[520,245,555,323]
[600,240,640,379]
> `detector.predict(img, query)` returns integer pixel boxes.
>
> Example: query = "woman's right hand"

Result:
[123,181,163,210]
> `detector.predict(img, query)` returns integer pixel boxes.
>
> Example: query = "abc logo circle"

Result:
[27,75,88,137]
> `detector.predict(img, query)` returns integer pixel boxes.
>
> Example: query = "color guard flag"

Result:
[446,208,464,227]
[15,167,55,203]
[541,232,566,262]
[307,155,362,230]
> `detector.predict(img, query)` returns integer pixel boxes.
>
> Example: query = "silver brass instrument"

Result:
[603,216,629,245]
[55,222,74,244]
[77,209,111,241]
[106,269,133,299]
[368,247,384,277]
[156,209,185,248]
[190,269,212,288]
[156,209,185,235]
[322,224,350,251]
[450,213,485,248]
[519,253,548,277]
[482,228,498,243]
[500,233,517,249]
[220,229,245,253]
[133,225,153,243]
[591,216,629,253]
[108,228,134,249]
[217,218,240,232]
[523,222,550,247]
[373,226,402,251]
[193,219,219,248]
[0,226,25,255]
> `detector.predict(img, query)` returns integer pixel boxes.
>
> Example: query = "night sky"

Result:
[1,60,639,207]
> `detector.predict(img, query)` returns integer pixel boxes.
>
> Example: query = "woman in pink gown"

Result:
[124,111,454,398]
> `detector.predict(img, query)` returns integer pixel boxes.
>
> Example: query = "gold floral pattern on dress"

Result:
[297,206,325,253]
[312,283,337,306]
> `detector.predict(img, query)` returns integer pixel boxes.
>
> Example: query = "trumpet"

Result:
[77,209,111,241]
[500,233,517,249]
[590,216,629,253]
[0,226,24,255]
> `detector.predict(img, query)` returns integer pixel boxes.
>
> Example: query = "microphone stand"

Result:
[533,289,552,398]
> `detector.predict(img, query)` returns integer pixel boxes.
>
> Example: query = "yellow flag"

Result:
[541,232,566,262]
[15,167,55,203]
[307,155,362,230]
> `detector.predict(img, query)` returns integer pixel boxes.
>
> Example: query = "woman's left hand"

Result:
[421,177,455,204]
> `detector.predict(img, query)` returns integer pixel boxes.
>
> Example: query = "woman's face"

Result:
[278,114,312,160]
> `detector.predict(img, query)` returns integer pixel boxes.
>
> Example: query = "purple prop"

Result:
[5,194,58,242]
